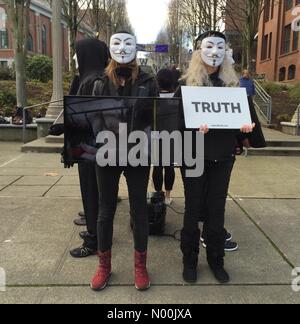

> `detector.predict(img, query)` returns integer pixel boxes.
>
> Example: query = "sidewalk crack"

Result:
[230,194,295,269]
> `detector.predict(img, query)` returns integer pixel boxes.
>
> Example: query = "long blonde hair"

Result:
[105,59,139,87]
[183,42,239,87]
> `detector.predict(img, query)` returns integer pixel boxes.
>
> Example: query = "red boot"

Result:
[135,251,150,291]
[90,251,112,291]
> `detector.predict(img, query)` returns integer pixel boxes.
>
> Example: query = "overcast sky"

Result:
[127,0,170,44]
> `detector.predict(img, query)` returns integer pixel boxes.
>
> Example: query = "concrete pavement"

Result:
[0,142,300,304]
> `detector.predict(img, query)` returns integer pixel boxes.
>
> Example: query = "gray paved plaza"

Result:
[0,142,300,304]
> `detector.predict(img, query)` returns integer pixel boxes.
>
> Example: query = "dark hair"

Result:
[196,30,226,43]
[157,69,175,92]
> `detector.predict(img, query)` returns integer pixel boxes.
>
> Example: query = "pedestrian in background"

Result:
[240,70,256,98]
[152,68,176,206]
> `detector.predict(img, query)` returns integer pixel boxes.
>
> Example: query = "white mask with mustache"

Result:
[200,37,226,67]
[110,33,137,64]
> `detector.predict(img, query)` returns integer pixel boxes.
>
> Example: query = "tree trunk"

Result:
[15,51,26,108]
[69,29,77,78]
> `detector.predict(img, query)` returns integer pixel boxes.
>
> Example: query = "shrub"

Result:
[26,55,53,83]
[0,66,14,80]
[261,82,282,95]
[0,90,17,108]
[288,84,300,103]
[276,113,291,123]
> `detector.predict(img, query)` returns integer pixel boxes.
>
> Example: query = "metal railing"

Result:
[22,99,63,143]
[253,80,272,125]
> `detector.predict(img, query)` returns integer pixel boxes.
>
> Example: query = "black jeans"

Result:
[152,166,175,192]
[78,162,98,249]
[96,166,150,252]
[181,160,235,257]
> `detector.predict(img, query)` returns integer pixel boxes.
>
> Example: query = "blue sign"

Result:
[137,44,169,53]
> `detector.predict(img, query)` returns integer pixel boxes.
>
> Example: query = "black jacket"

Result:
[90,68,159,162]
[175,72,238,161]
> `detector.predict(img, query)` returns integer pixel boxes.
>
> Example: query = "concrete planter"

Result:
[0,124,37,143]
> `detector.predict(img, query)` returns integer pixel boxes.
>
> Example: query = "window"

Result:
[0,61,8,68]
[261,34,269,60]
[41,25,47,55]
[288,65,296,80]
[0,29,9,49]
[284,0,293,11]
[293,31,299,51]
[269,33,273,59]
[264,0,270,22]
[271,0,275,19]
[0,7,7,31]
[279,67,286,81]
[281,25,291,54]
[27,34,34,52]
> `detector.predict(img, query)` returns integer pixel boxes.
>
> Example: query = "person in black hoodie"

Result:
[175,31,255,284]
[68,38,110,258]
[90,31,159,292]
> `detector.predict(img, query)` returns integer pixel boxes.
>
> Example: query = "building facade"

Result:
[256,0,300,82]
[0,0,87,69]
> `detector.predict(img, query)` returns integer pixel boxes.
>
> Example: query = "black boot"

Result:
[180,229,200,283]
[206,229,230,283]
[207,254,230,284]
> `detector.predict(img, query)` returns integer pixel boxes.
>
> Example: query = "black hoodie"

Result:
[75,38,109,96]
[49,39,109,136]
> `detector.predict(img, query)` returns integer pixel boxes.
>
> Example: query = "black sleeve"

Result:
[149,78,159,97]
[92,80,104,96]
[69,76,80,95]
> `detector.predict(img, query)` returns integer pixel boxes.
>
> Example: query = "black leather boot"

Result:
[180,229,200,283]
[206,230,230,284]
[207,254,230,284]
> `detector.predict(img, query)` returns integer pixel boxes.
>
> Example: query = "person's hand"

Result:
[199,125,209,134]
[241,123,256,133]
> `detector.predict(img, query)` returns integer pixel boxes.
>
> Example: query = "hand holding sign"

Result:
[241,123,256,134]
[199,124,209,134]
[182,86,252,129]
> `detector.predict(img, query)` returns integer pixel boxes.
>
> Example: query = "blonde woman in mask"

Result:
[175,31,255,284]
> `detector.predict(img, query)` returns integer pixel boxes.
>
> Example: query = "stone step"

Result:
[248,147,300,157]
[266,140,300,148]
[45,135,64,144]
[21,138,63,154]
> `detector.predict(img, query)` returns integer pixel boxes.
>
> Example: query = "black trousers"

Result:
[78,162,98,249]
[96,166,150,252]
[181,160,235,257]
[152,166,175,192]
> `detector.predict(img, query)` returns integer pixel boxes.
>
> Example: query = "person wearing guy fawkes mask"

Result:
[175,31,255,284]
[90,31,159,292]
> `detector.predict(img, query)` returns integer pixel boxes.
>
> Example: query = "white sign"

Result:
[182,86,252,129]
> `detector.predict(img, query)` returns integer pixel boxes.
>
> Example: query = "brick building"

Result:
[224,0,245,66]
[256,0,300,82]
[0,0,89,69]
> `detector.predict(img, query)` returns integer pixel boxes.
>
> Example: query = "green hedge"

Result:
[0,66,14,80]
[288,84,300,102]
[26,55,53,83]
